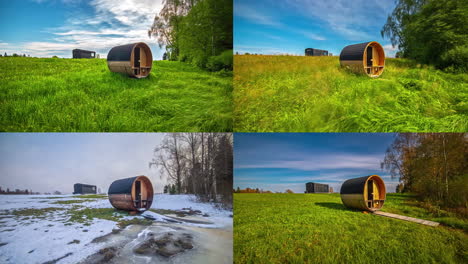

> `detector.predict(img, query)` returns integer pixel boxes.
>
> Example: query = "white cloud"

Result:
[237,153,383,171]
[2,0,164,58]
[298,31,326,41]
[383,44,398,58]
[282,0,392,41]
[234,4,283,27]
[0,133,166,194]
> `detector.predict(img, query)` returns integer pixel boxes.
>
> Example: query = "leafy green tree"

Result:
[382,0,468,71]
[149,0,232,70]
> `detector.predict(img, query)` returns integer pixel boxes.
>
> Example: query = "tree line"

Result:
[383,133,467,208]
[382,0,468,72]
[150,133,233,207]
[234,187,296,194]
[149,0,232,71]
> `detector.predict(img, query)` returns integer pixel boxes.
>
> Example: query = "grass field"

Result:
[234,55,468,132]
[0,57,232,132]
[234,193,467,264]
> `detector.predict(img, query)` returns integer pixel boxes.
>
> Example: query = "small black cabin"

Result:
[305,48,328,56]
[305,182,329,193]
[72,49,96,59]
[73,183,97,194]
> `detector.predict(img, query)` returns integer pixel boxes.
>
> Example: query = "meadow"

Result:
[234,193,467,264]
[0,57,232,132]
[234,55,467,132]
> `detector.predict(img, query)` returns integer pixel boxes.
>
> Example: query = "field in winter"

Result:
[0,194,232,264]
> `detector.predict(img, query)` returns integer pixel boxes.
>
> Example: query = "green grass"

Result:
[67,207,153,228]
[234,193,467,264]
[234,55,468,132]
[72,194,108,199]
[51,199,96,204]
[0,57,232,132]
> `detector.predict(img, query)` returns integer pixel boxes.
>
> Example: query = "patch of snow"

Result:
[0,194,232,263]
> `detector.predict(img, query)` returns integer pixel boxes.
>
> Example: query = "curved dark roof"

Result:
[108,176,137,194]
[107,43,136,61]
[339,42,370,61]
[340,175,370,194]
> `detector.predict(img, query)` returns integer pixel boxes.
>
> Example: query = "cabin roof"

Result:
[74,183,96,187]
[340,175,371,194]
[107,43,137,61]
[72,49,95,53]
[339,42,371,61]
[108,176,138,194]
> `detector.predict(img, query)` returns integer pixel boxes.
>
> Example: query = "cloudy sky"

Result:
[234,133,400,193]
[0,133,168,194]
[0,0,164,58]
[234,0,399,57]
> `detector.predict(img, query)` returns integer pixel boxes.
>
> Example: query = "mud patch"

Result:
[41,252,72,264]
[133,232,193,257]
[67,239,80,245]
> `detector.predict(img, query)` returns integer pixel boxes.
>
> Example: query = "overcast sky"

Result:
[234,133,399,193]
[0,133,168,194]
[0,0,164,58]
[234,0,398,57]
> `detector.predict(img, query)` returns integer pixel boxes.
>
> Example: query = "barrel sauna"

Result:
[339,41,385,77]
[340,175,386,211]
[108,176,154,212]
[107,42,153,78]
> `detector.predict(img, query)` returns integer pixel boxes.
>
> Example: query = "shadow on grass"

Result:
[315,202,350,211]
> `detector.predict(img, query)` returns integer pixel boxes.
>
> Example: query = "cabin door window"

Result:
[135,180,142,208]
[366,46,373,69]
[367,180,374,208]
[134,47,141,75]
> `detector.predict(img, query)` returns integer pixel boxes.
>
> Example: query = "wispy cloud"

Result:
[234,4,283,27]
[2,0,164,58]
[237,153,383,171]
[282,0,390,41]
[383,44,398,58]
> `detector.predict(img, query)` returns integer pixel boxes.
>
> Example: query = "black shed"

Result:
[72,49,96,59]
[305,48,328,56]
[305,182,329,193]
[73,183,97,194]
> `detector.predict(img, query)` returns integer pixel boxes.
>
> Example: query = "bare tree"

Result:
[150,133,233,207]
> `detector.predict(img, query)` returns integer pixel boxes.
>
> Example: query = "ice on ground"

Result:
[0,194,232,264]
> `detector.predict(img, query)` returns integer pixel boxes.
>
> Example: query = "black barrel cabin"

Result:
[107,42,153,78]
[108,175,154,212]
[339,41,385,77]
[340,175,386,211]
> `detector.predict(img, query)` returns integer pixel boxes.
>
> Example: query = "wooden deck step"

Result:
[373,211,439,227]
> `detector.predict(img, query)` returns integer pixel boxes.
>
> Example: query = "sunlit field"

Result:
[234,55,467,132]
[234,193,467,264]
[0,57,232,132]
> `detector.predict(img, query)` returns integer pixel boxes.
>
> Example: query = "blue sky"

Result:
[234,0,398,57]
[0,0,164,58]
[0,133,167,193]
[234,133,400,193]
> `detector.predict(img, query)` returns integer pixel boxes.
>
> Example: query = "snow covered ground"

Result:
[0,194,232,264]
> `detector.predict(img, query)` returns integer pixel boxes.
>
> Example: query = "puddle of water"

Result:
[80,223,232,264]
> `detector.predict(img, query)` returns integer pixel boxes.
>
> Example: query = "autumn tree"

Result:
[383,133,467,207]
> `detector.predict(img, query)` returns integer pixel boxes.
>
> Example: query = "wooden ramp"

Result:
[373,211,439,227]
